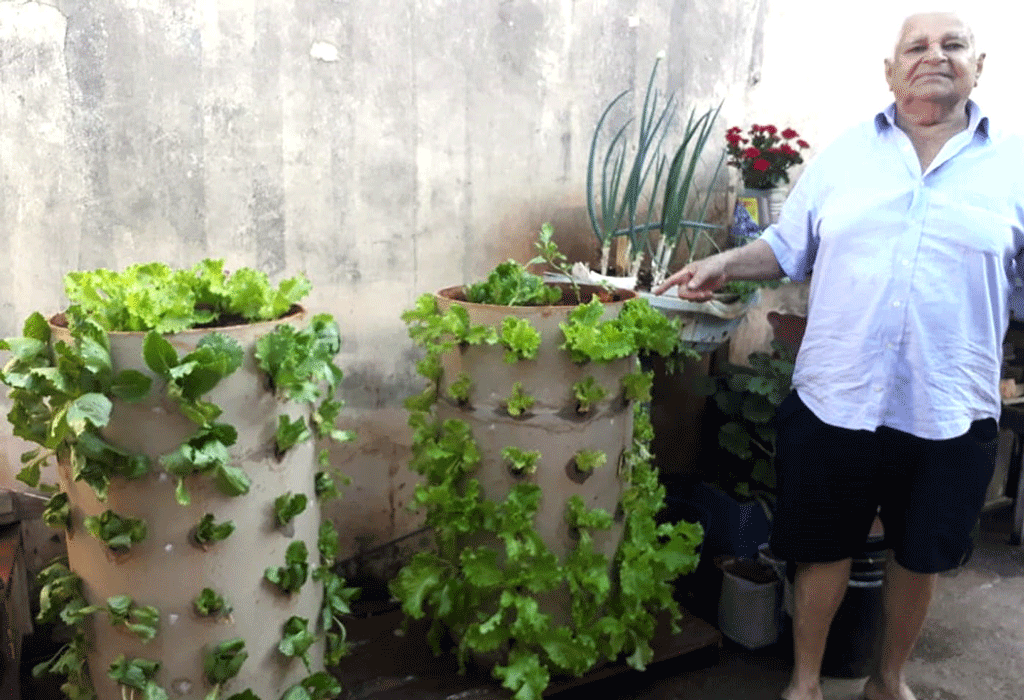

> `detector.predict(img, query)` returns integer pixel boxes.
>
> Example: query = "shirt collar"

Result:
[875,100,990,138]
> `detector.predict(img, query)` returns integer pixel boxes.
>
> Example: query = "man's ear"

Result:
[884,57,894,92]
[975,52,986,85]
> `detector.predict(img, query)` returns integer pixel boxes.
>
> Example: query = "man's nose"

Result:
[924,42,947,61]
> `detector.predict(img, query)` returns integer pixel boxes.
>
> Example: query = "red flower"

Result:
[725,124,810,188]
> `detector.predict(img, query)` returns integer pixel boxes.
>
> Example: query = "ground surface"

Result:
[551,503,1024,700]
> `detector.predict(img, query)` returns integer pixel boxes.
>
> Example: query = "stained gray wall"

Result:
[0,0,766,556]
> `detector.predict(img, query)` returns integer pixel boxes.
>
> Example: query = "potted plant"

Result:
[674,340,795,561]
[389,231,705,699]
[725,123,810,232]
[1,260,357,700]
[582,55,723,290]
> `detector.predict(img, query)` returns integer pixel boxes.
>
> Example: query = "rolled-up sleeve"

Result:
[758,165,820,282]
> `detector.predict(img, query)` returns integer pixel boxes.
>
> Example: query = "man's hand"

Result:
[652,254,729,300]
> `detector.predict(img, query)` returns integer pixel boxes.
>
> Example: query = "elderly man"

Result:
[655,11,1022,700]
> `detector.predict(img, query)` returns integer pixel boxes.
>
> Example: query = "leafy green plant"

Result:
[194,588,233,620]
[528,222,582,302]
[0,261,357,700]
[465,261,562,306]
[315,567,359,666]
[63,260,309,333]
[224,691,261,700]
[447,371,473,404]
[255,314,343,403]
[1,312,151,500]
[499,316,542,363]
[278,616,316,672]
[586,56,725,283]
[159,422,248,506]
[501,446,541,476]
[275,415,311,457]
[42,491,71,529]
[32,629,94,700]
[314,470,340,501]
[104,595,160,642]
[572,377,608,414]
[35,560,97,627]
[265,541,309,595]
[142,331,244,425]
[203,638,248,700]
[317,520,340,567]
[573,450,607,474]
[107,655,167,700]
[505,382,535,417]
[394,282,705,699]
[559,297,690,365]
[279,672,342,700]
[274,492,308,527]
[83,510,147,553]
[703,341,795,498]
[621,370,654,403]
[193,514,236,549]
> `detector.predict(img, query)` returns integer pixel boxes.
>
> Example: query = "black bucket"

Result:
[820,534,887,678]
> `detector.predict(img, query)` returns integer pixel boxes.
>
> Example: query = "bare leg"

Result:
[780,559,852,700]
[863,557,935,700]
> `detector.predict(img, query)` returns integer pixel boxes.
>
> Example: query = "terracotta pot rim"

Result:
[437,283,636,307]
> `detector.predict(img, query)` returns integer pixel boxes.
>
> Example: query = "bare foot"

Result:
[778,684,824,700]
[863,677,916,700]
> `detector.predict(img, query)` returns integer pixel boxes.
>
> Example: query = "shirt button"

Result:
[901,260,910,267]
[892,300,902,308]
[874,386,884,393]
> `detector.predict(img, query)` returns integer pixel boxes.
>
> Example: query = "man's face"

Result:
[884,13,985,108]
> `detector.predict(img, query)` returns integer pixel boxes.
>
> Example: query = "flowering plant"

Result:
[726,124,810,190]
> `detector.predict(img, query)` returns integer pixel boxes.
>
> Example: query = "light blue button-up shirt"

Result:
[760,101,1024,440]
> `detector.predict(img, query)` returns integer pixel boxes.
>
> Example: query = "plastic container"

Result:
[715,556,781,649]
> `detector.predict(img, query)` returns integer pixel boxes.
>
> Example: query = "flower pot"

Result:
[737,187,787,230]
[714,555,780,649]
[53,311,325,700]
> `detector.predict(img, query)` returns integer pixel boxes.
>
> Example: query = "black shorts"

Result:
[768,391,999,574]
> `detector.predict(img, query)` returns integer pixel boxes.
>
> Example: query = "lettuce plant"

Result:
[393,260,705,699]
[0,260,355,698]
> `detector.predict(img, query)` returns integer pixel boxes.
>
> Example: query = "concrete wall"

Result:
[0,0,768,558]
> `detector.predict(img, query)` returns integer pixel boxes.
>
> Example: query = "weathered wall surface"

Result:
[0,0,767,557]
